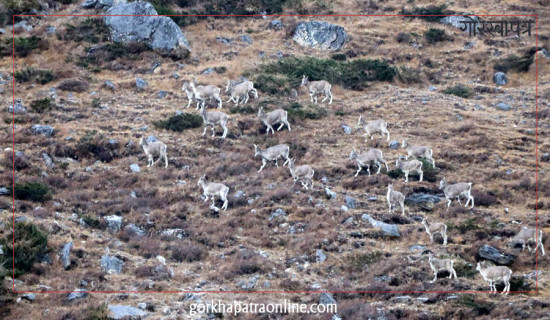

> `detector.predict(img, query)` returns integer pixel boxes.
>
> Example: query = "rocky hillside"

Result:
[0,0,549,319]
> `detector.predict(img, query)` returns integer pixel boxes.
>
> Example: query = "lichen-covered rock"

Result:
[105,1,191,57]
[108,305,147,320]
[292,21,349,51]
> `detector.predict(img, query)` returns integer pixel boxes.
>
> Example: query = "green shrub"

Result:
[347,251,382,272]
[77,42,152,70]
[456,295,494,316]
[153,113,203,132]
[0,222,49,278]
[0,0,41,25]
[256,57,397,94]
[1,36,42,57]
[230,105,256,114]
[76,130,117,162]
[91,98,101,108]
[331,53,347,61]
[395,32,412,43]
[15,68,55,84]
[400,4,449,22]
[61,18,110,44]
[443,84,473,98]
[494,54,533,73]
[30,98,53,113]
[424,28,446,44]
[454,261,476,278]
[12,181,52,202]
[284,102,328,121]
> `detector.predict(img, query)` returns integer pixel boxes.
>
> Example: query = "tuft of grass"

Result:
[61,18,110,44]
[15,68,55,84]
[443,84,473,98]
[153,113,203,132]
[1,36,42,57]
[347,251,382,272]
[0,222,49,278]
[397,66,423,84]
[11,181,52,202]
[284,102,328,121]
[30,98,53,113]
[58,79,89,93]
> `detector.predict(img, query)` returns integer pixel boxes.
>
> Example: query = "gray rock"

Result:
[238,35,253,44]
[269,208,286,221]
[292,21,349,51]
[345,196,356,209]
[15,216,27,223]
[129,164,140,173]
[325,187,337,199]
[541,48,550,59]
[493,72,507,86]
[31,125,54,136]
[108,305,147,320]
[239,275,259,290]
[67,289,88,302]
[389,140,400,150]
[8,101,27,114]
[42,152,54,168]
[124,224,146,237]
[464,41,475,49]
[394,296,411,302]
[21,293,35,301]
[45,26,56,34]
[405,193,442,211]
[105,1,191,56]
[495,102,512,111]
[104,80,116,91]
[319,292,336,305]
[362,214,400,237]
[0,29,5,35]
[268,19,284,30]
[0,188,9,196]
[440,15,479,34]
[216,36,233,45]
[201,68,214,75]
[135,78,147,91]
[157,90,168,99]
[409,244,426,251]
[13,20,32,31]
[59,242,73,270]
[105,215,123,233]
[478,244,514,265]
[428,85,437,92]
[341,125,352,134]
[101,255,124,274]
[235,190,245,198]
[316,249,327,263]
[332,315,342,320]
[82,0,114,9]
[161,228,187,239]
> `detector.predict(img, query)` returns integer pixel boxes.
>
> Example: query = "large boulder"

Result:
[59,242,73,270]
[292,21,348,51]
[362,214,400,237]
[478,244,514,265]
[108,305,147,320]
[104,1,191,57]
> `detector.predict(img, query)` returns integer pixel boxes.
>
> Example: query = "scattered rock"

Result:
[129,164,140,173]
[319,292,336,305]
[405,193,442,211]
[108,305,147,320]
[105,1,191,56]
[268,19,284,30]
[0,188,9,196]
[409,244,426,251]
[389,140,400,150]
[428,85,437,92]
[325,187,337,199]
[292,21,349,51]
[31,125,54,136]
[316,249,327,263]
[82,0,114,9]
[157,90,168,99]
[239,275,259,290]
[440,15,479,34]
[478,244,514,265]
[362,214,400,237]
[345,196,356,209]
[59,242,73,270]
[341,125,352,134]
[216,36,233,45]
[101,255,124,274]
[135,78,147,91]
[494,102,512,111]
[8,100,27,114]
[105,215,123,233]
[45,26,56,34]
[493,72,507,86]
[42,152,54,168]
[21,293,35,301]
[269,208,286,221]
[238,35,253,44]
[124,224,146,237]
[67,289,89,302]
[104,80,116,91]
[201,68,214,75]
[464,41,475,49]
[394,296,411,302]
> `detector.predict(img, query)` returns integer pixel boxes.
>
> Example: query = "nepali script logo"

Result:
[459,18,534,37]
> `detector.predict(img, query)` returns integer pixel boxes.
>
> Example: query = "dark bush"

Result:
[77,42,152,70]
[347,251,382,272]
[3,152,30,170]
[400,4,450,22]
[0,222,49,278]
[170,242,207,262]
[1,36,41,57]
[230,105,256,114]
[153,113,203,132]
[61,18,110,44]
[0,0,41,25]
[454,261,476,278]
[443,84,473,98]
[456,295,494,316]
[494,53,534,73]
[30,98,53,113]
[397,66,423,84]
[76,131,118,162]
[283,102,328,121]
[331,53,347,61]
[424,28,446,44]
[471,190,498,207]
[14,68,55,84]
[395,32,412,43]
[12,181,52,202]
[58,79,89,92]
